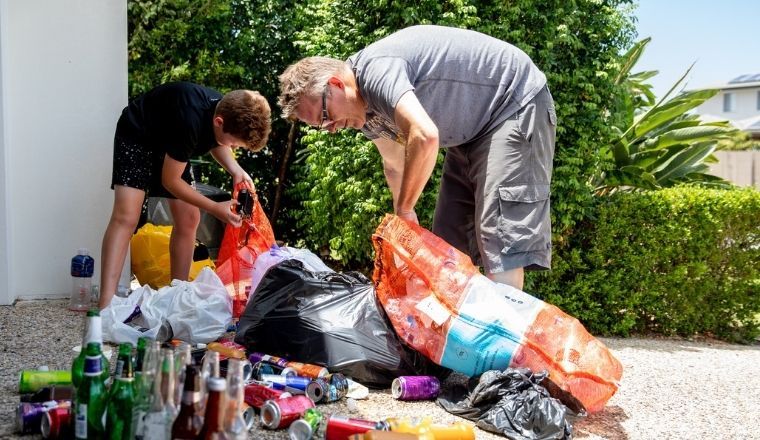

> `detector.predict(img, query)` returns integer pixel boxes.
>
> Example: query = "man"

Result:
[278,25,556,290]
[100,82,271,308]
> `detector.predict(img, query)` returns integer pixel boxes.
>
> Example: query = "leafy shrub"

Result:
[529,186,760,342]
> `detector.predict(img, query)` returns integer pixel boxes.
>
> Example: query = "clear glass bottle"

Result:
[132,341,160,440]
[223,359,248,439]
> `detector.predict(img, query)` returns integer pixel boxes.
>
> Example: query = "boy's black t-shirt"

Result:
[117,82,221,162]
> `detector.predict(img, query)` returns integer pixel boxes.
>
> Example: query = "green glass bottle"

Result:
[135,337,149,373]
[74,342,107,439]
[106,343,135,439]
[72,310,110,389]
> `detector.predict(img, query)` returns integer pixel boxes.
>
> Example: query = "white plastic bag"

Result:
[102,267,232,345]
[249,245,334,299]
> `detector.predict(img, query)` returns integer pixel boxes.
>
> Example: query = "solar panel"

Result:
[728,73,760,84]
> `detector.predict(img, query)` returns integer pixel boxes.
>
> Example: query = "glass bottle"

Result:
[71,310,110,389]
[106,342,135,439]
[132,341,160,440]
[73,342,107,439]
[199,377,228,439]
[223,359,247,439]
[199,350,220,414]
[171,365,203,439]
[142,348,176,439]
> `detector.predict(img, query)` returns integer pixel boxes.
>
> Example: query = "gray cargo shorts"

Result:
[432,86,556,274]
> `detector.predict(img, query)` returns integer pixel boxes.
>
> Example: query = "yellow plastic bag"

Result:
[130,223,216,289]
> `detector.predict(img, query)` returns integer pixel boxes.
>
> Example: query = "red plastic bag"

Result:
[372,214,622,412]
[215,183,275,318]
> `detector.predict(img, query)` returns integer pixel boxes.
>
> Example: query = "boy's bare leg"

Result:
[167,198,201,282]
[487,267,525,291]
[99,186,145,309]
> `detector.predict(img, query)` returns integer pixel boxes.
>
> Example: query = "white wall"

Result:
[697,86,760,120]
[0,0,127,304]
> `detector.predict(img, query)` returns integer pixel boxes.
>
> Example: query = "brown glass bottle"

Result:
[171,365,203,439]
[198,377,228,440]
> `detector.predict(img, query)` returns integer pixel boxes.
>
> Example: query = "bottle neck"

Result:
[83,316,103,346]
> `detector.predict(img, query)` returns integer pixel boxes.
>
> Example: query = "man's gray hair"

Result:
[278,56,346,120]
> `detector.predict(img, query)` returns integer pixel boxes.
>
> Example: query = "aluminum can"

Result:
[285,361,329,379]
[244,382,292,409]
[18,370,72,393]
[251,361,296,380]
[288,408,324,440]
[320,415,389,440]
[391,376,440,401]
[260,395,315,430]
[41,406,73,439]
[248,352,289,368]
[241,402,256,430]
[20,385,74,403]
[16,401,59,434]
[260,373,311,394]
[220,358,253,381]
[308,373,349,403]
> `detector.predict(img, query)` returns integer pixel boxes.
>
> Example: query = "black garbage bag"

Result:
[437,368,584,440]
[234,259,448,388]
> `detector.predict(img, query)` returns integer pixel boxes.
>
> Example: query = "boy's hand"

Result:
[232,171,255,192]
[214,200,243,227]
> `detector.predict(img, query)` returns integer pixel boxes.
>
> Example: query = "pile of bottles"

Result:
[16,310,478,439]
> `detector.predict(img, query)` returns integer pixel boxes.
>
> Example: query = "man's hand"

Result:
[396,209,419,224]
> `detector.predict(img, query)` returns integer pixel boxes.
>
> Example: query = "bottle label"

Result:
[75,403,87,438]
[71,255,95,277]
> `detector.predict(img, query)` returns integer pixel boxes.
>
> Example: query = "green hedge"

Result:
[528,186,760,342]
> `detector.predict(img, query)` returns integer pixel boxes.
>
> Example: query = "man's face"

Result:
[295,82,366,133]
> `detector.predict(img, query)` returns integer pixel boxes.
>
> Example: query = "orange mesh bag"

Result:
[215,183,275,318]
[372,214,622,412]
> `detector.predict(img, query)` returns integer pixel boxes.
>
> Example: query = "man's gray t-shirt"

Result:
[347,25,547,147]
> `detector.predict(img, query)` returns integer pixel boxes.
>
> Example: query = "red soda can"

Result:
[320,415,389,440]
[244,382,292,410]
[260,395,315,430]
[41,406,72,439]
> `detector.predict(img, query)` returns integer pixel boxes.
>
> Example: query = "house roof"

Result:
[689,73,760,92]
[700,114,760,133]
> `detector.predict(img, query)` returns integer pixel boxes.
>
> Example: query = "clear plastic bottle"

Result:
[69,249,94,311]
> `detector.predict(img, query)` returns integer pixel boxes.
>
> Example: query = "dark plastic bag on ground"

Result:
[234,259,448,388]
[437,368,584,440]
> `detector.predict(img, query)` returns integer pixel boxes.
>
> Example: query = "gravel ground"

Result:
[1,299,759,439]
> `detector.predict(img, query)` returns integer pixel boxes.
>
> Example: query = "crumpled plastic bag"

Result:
[248,245,334,303]
[101,267,232,345]
[235,259,448,388]
[130,223,215,288]
[438,368,584,440]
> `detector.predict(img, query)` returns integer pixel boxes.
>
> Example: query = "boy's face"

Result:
[213,116,246,150]
[216,131,246,150]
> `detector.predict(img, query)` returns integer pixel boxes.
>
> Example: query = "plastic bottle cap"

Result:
[196,343,207,349]
[77,248,90,256]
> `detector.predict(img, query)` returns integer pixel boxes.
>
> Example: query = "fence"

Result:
[710,151,760,189]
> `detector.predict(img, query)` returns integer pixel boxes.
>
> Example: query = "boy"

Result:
[100,81,271,308]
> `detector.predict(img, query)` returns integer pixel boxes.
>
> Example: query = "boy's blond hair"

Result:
[278,56,346,120]
[216,90,271,152]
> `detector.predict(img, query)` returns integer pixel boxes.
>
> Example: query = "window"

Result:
[757,91,760,110]
[723,93,734,112]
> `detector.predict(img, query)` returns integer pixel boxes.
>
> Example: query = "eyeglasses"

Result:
[318,84,333,130]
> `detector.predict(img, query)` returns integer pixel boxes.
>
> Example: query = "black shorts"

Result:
[111,135,193,198]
